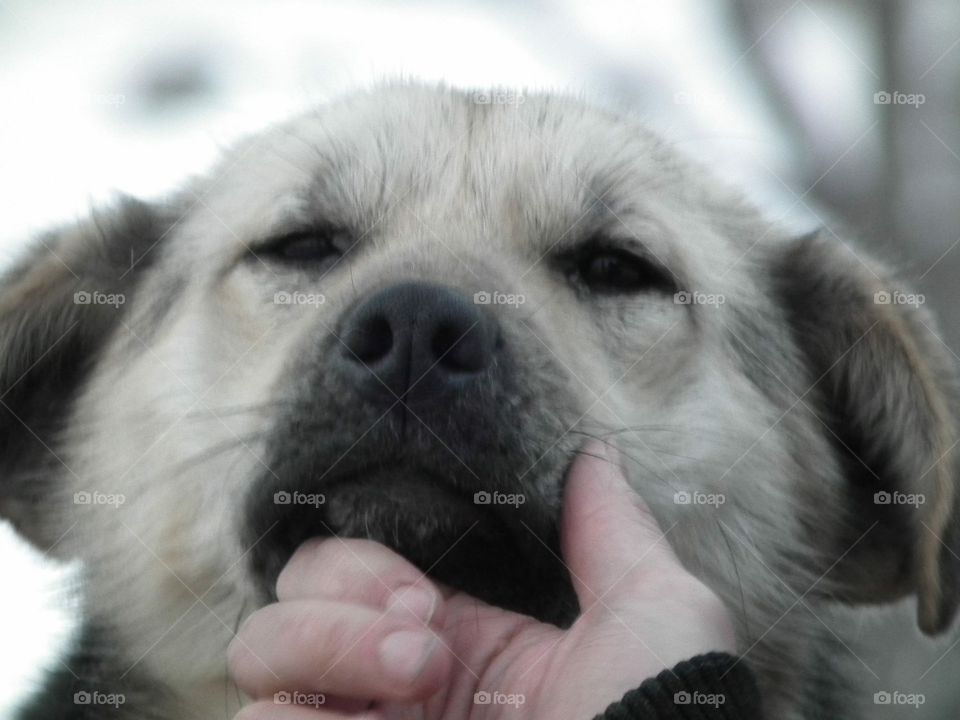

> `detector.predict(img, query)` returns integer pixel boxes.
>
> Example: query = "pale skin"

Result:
[228,443,737,720]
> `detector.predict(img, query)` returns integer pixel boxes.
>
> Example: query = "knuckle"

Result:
[227,616,261,678]
[277,538,335,596]
[294,608,357,662]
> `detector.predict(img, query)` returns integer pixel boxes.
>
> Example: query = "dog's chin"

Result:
[324,474,490,560]
[319,472,578,626]
[252,462,579,627]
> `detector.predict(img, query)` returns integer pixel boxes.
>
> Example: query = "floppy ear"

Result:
[774,231,960,635]
[0,197,170,547]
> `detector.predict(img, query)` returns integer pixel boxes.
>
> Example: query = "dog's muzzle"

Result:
[244,281,579,625]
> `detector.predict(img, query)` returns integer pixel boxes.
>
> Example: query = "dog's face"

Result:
[2,85,959,713]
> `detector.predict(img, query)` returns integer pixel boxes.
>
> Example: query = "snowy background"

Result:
[2,0,960,716]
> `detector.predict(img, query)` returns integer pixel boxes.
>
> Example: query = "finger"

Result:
[278,538,440,624]
[228,599,450,703]
[236,700,383,720]
[561,440,679,611]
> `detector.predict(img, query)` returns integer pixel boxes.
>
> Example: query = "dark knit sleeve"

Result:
[592,652,764,719]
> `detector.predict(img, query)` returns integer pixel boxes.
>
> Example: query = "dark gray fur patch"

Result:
[0,196,176,545]
[15,619,176,720]
[766,231,960,630]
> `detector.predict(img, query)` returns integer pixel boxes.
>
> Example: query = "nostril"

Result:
[347,315,394,364]
[432,321,487,373]
[431,322,461,365]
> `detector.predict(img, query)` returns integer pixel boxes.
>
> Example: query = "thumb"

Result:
[561,441,678,612]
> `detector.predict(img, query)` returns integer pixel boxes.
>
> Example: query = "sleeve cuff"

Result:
[592,652,764,719]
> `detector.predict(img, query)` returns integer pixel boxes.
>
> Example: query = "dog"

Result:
[2,83,957,719]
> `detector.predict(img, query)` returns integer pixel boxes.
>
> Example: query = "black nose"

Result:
[339,282,500,402]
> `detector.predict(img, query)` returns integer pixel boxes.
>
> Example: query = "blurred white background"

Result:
[2,0,960,716]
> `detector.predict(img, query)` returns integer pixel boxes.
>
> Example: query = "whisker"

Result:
[227,597,248,718]
[182,400,294,421]
[717,518,751,639]
[567,429,676,490]
[174,433,269,475]
[585,424,744,443]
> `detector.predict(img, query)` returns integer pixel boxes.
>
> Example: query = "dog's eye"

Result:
[253,228,349,266]
[572,246,674,294]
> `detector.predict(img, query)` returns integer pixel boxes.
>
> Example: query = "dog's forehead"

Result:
[194,89,682,234]
[171,85,763,294]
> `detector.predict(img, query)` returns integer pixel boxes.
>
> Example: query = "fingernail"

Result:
[378,630,439,684]
[386,585,437,623]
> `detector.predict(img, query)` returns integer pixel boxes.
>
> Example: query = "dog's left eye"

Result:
[253,229,349,266]
[570,246,674,294]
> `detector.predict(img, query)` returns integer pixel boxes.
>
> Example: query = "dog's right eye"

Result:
[563,239,677,296]
[252,228,349,267]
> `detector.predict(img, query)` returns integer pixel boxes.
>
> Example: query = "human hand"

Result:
[228,442,736,720]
